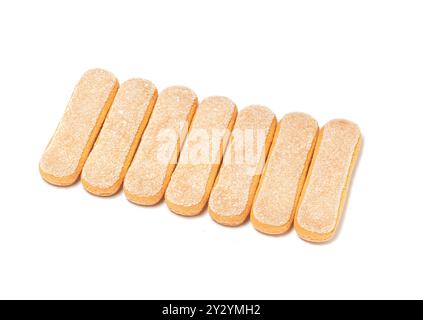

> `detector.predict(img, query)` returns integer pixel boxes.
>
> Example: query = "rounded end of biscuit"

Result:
[282,112,318,127]
[164,183,209,216]
[250,211,292,235]
[325,119,361,136]
[124,187,164,206]
[82,68,118,83]
[160,86,198,103]
[121,78,157,98]
[39,165,79,187]
[200,96,236,111]
[208,205,249,227]
[294,218,335,243]
[165,196,205,217]
[81,178,121,197]
[243,104,274,115]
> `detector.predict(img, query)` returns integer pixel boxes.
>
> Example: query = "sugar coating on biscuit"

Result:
[124,86,197,199]
[81,78,157,191]
[40,69,118,182]
[253,113,318,228]
[166,96,236,208]
[209,105,276,217]
[296,119,361,234]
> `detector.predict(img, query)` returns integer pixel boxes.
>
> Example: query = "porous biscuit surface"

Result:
[252,113,318,231]
[209,105,276,220]
[124,86,197,201]
[81,78,157,192]
[165,96,236,209]
[296,119,361,236]
[40,69,118,184]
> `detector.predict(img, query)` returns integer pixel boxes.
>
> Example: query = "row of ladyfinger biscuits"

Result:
[39,69,361,243]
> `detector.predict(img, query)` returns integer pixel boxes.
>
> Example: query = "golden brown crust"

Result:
[166,98,238,216]
[294,120,361,242]
[208,106,276,227]
[250,213,292,235]
[251,114,319,235]
[81,79,158,196]
[123,86,198,205]
[39,69,119,186]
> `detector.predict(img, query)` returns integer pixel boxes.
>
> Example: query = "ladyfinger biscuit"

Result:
[123,86,198,205]
[251,113,319,235]
[81,79,157,196]
[165,97,237,216]
[294,119,361,242]
[208,106,276,226]
[39,69,118,186]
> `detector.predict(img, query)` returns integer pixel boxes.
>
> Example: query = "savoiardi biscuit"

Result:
[81,78,157,196]
[294,119,361,242]
[251,113,319,235]
[123,86,198,205]
[165,96,237,216]
[208,105,276,226]
[39,69,118,186]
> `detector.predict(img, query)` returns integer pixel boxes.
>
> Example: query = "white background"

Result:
[0,0,422,300]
